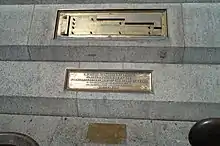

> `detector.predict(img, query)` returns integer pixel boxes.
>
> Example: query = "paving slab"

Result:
[0,5,34,45]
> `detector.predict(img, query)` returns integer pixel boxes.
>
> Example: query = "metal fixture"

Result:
[55,9,167,38]
[0,132,39,146]
[65,69,152,92]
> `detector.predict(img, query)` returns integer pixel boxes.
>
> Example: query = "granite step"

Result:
[0,3,219,146]
[0,114,194,146]
[1,4,220,64]
[2,45,220,64]
[0,0,219,5]
[0,61,220,121]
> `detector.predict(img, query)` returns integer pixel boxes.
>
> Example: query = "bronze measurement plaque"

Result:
[87,123,126,144]
[55,9,167,38]
[65,69,152,92]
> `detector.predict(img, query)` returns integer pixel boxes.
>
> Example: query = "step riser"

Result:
[0,96,220,121]
[1,46,220,64]
[1,4,220,64]
[0,0,219,4]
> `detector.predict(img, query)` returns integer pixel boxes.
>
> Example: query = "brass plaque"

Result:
[87,123,126,144]
[55,9,167,38]
[65,69,152,92]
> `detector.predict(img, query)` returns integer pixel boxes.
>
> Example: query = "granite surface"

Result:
[0,5,33,45]
[29,46,184,63]
[0,114,194,146]
[28,4,184,47]
[183,3,220,47]
[1,61,220,103]
[0,95,219,121]
[0,4,219,145]
[0,114,61,146]
[0,0,219,4]
[124,47,184,63]
[2,45,220,64]
[0,61,79,98]
[123,63,220,102]
[1,4,220,64]
[183,47,220,64]
[77,62,220,103]
[0,96,78,116]
[0,46,30,61]
[0,62,220,121]
[29,46,125,62]
[78,99,220,121]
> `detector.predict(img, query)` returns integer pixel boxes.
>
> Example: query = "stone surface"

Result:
[78,99,220,121]
[0,61,79,98]
[29,45,184,63]
[1,61,220,103]
[29,46,124,62]
[29,46,78,61]
[76,46,125,62]
[28,4,184,47]
[125,47,184,63]
[183,3,220,47]
[38,62,79,98]
[183,47,220,64]
[79,62,123,69]
[49,116,193,145]
[0,46,30,60]
[0,0,219,4]
[0,5,33,45]
[1,45,220,64]
[0,114,61,146]
[0,0,41,4]
[123,63,220,103]
[148,101,220,121]
[78,62,220,103]
[0,61,41,97]
[0,96,78,116]
[50,117,87,146]
[78,99,151,119]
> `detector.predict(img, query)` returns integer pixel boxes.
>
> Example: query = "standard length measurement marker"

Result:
[55,9,167,38]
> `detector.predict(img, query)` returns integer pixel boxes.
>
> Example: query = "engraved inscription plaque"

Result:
[65,69,152,92]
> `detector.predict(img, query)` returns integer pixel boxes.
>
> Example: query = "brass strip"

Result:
[87,123,126,144]
[65,69,152,93]
[55,9,167,38]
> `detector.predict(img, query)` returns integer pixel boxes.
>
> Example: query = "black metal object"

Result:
[189,118,220,146]
[0,132,39,146]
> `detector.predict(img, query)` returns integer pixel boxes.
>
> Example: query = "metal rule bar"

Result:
[55,9,167,38]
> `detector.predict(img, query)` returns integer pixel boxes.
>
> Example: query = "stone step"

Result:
[0,114,194,146]
[1,4,220,64]
[0,61,220,121]
[0,3,219,146]
[0,0,219,4]
[1,96,220,121]
[1,3,220,48]
[1,45,220,64]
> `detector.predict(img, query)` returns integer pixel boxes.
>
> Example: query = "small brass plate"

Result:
[55,9,167,38]
[87,123,126,144]
[65,69,152,92]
